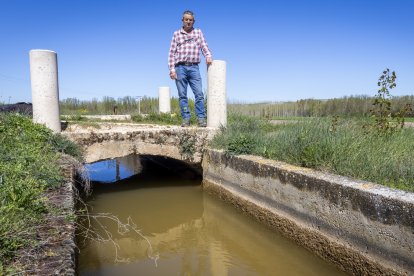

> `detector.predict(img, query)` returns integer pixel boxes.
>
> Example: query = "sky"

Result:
[0,0,413,104]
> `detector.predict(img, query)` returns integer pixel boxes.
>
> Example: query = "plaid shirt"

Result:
[168,27,212,72]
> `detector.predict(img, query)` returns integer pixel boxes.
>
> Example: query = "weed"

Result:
[227,134,254,155]
[67,114,88,121]
[179,133,196,160]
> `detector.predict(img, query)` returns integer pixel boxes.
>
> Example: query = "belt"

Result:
[175,62,199,66]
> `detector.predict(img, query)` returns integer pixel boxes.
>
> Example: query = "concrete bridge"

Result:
[62,122,217,165]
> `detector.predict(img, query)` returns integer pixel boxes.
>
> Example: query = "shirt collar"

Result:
[180,27,194,34]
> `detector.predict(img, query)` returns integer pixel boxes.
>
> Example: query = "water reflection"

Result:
[78,156,346,276]
[86,155,143,183]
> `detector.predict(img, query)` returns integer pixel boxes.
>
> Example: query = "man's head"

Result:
[182,10,195,32]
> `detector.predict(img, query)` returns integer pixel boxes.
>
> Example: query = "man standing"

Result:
[168,10,212,127]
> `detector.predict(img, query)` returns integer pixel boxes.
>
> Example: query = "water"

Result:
[78,155,346,276]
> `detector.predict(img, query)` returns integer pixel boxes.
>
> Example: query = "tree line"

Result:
[57,95,414,118]
[228,95,414,118]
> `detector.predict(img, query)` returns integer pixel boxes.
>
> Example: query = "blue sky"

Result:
[0,0,413,103]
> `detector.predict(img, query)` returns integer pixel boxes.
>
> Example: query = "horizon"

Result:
[2,92,414,106]
[1,0,413,104]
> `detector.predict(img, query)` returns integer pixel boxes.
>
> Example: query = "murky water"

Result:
[78,155,346,276]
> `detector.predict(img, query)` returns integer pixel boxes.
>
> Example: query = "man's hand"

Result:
[169,71,177,80]
[206,57,213,66]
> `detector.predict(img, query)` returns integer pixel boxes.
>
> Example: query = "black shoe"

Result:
[197,118,207,127]
[181,119,190,127]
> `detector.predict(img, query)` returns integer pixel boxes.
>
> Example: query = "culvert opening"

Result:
[85,153,202,189]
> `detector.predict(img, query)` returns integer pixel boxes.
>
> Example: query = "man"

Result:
[168,10,212,127]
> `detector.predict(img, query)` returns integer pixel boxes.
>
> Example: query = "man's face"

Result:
[182,14,195,30]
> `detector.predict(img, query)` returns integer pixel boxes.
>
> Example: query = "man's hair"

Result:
[183,10,194,17]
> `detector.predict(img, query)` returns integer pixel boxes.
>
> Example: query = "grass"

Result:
[63,112,192,125]
[0,113,83,272]
[131,112,202,125]
[132,112,181,125]
[271,116,312,121]
[60,96,187,115]
[211,114,414,192]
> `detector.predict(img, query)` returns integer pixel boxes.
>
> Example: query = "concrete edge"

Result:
[202,179,400,276]
[205,149,414,226]
[202,148,414,275]
[57,181,77,275]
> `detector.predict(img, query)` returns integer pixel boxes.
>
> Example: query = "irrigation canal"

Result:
[77,154,346,275]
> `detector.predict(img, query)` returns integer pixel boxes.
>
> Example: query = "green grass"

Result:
[211,114,414,192]
[61,111,196,127]
[60,96,187,115]
[271,116,311,121]
[131,112,181,125]
[61,114,89,121]
[131,112,201,125]
[0,114,83,271]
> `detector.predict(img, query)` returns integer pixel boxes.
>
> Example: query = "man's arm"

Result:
[199,30,212,65]
[168,33,177,79]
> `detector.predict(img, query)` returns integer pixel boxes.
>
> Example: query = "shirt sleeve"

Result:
[199,30,212,59]
[168,33,177,73]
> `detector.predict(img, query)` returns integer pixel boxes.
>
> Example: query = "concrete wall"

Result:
[202,149,414,275]
[63,124,216,164]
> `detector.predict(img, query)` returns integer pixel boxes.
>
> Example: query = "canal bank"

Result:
[202,149,414,275]
[6,155,80,275]
[77,155,345,275]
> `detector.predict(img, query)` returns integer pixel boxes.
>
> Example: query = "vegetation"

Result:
[61,96,205,125]
[179,133,196,160]
[0,113,82,272]
[213,69,414,191]
[228,95,414,119]
[60,96,186,115]
[211,114,414,191]
[131,112,202,125]
[367,69,412,133]
[60,94,414,123]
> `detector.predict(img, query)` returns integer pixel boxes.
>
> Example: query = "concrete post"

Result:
[159,86,171,113]
[29,49,61,132]
[207,60,227,128]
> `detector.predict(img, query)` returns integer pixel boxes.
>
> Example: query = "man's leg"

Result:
[175,65,191,122]
[187,65,206,120]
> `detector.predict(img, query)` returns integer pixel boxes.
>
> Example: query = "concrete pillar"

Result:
[159,86,171,113]
[207,60,227,128]
[29,49,61,132]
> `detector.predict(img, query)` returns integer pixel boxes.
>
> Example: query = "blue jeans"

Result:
[175,64,205,120]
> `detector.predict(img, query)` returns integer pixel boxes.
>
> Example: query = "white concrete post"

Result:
[29,49,61,132]
[207,60,227,128]
[159,86,171,113]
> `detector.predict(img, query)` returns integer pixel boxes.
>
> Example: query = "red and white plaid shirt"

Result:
[168,27,212,73]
